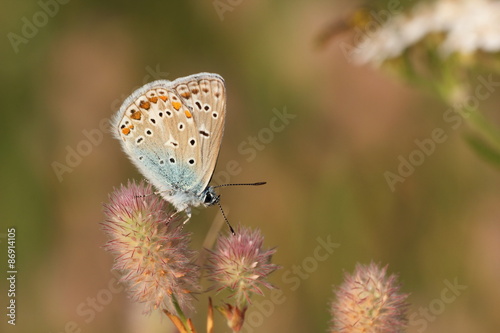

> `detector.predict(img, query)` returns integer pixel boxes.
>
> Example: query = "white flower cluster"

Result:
[353,0,500,65]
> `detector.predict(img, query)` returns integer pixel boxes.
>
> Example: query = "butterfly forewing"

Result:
[112,73,226,202]
[174,76,226,191]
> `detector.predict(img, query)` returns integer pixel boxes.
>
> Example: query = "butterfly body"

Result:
[112,73,226,216]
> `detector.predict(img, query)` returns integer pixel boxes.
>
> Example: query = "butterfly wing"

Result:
[173,73,226,190]
[111,73,225,209]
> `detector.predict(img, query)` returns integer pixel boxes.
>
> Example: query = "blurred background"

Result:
[2,0,500,332]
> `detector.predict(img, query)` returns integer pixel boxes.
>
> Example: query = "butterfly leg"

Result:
[165,208,191,227]
[183,207,192,225]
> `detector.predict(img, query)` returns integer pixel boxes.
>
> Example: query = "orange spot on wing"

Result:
[130,111,142,120]
[122,128,130,135]
[172,102,181,110]
[181,92,191,98]
[139,101,150,110]
[148,96,158,103]
[159,95,168,102]
[185,110,192,118]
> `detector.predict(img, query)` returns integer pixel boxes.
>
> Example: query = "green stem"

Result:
[235,284,249,311]
[460,106,500,151]
[172,294,191,332]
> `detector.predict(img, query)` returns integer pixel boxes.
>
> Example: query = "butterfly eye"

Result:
[204,192,219,205]
[204,193,213,204]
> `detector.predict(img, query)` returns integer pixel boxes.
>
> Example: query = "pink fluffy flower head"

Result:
[206,226,279,308]
[331,262,409,333]
[101,180,200,315]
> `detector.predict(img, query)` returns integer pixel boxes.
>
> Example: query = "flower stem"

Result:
[462,107,500,152]
[163,295,196,333]
[172,294,190,329]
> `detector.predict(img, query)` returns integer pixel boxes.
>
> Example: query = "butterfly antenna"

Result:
[214,181,267,188]
[216,200,235,235]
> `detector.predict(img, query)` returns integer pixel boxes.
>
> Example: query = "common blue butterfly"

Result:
[112,72,226,213]
[112,73,264,232]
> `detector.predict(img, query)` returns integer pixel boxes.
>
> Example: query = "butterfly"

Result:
[112,73,264,231]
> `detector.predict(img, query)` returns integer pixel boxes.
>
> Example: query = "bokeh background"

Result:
[2,0,500,332]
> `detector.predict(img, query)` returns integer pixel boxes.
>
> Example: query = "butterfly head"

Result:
[202,186,220,207]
